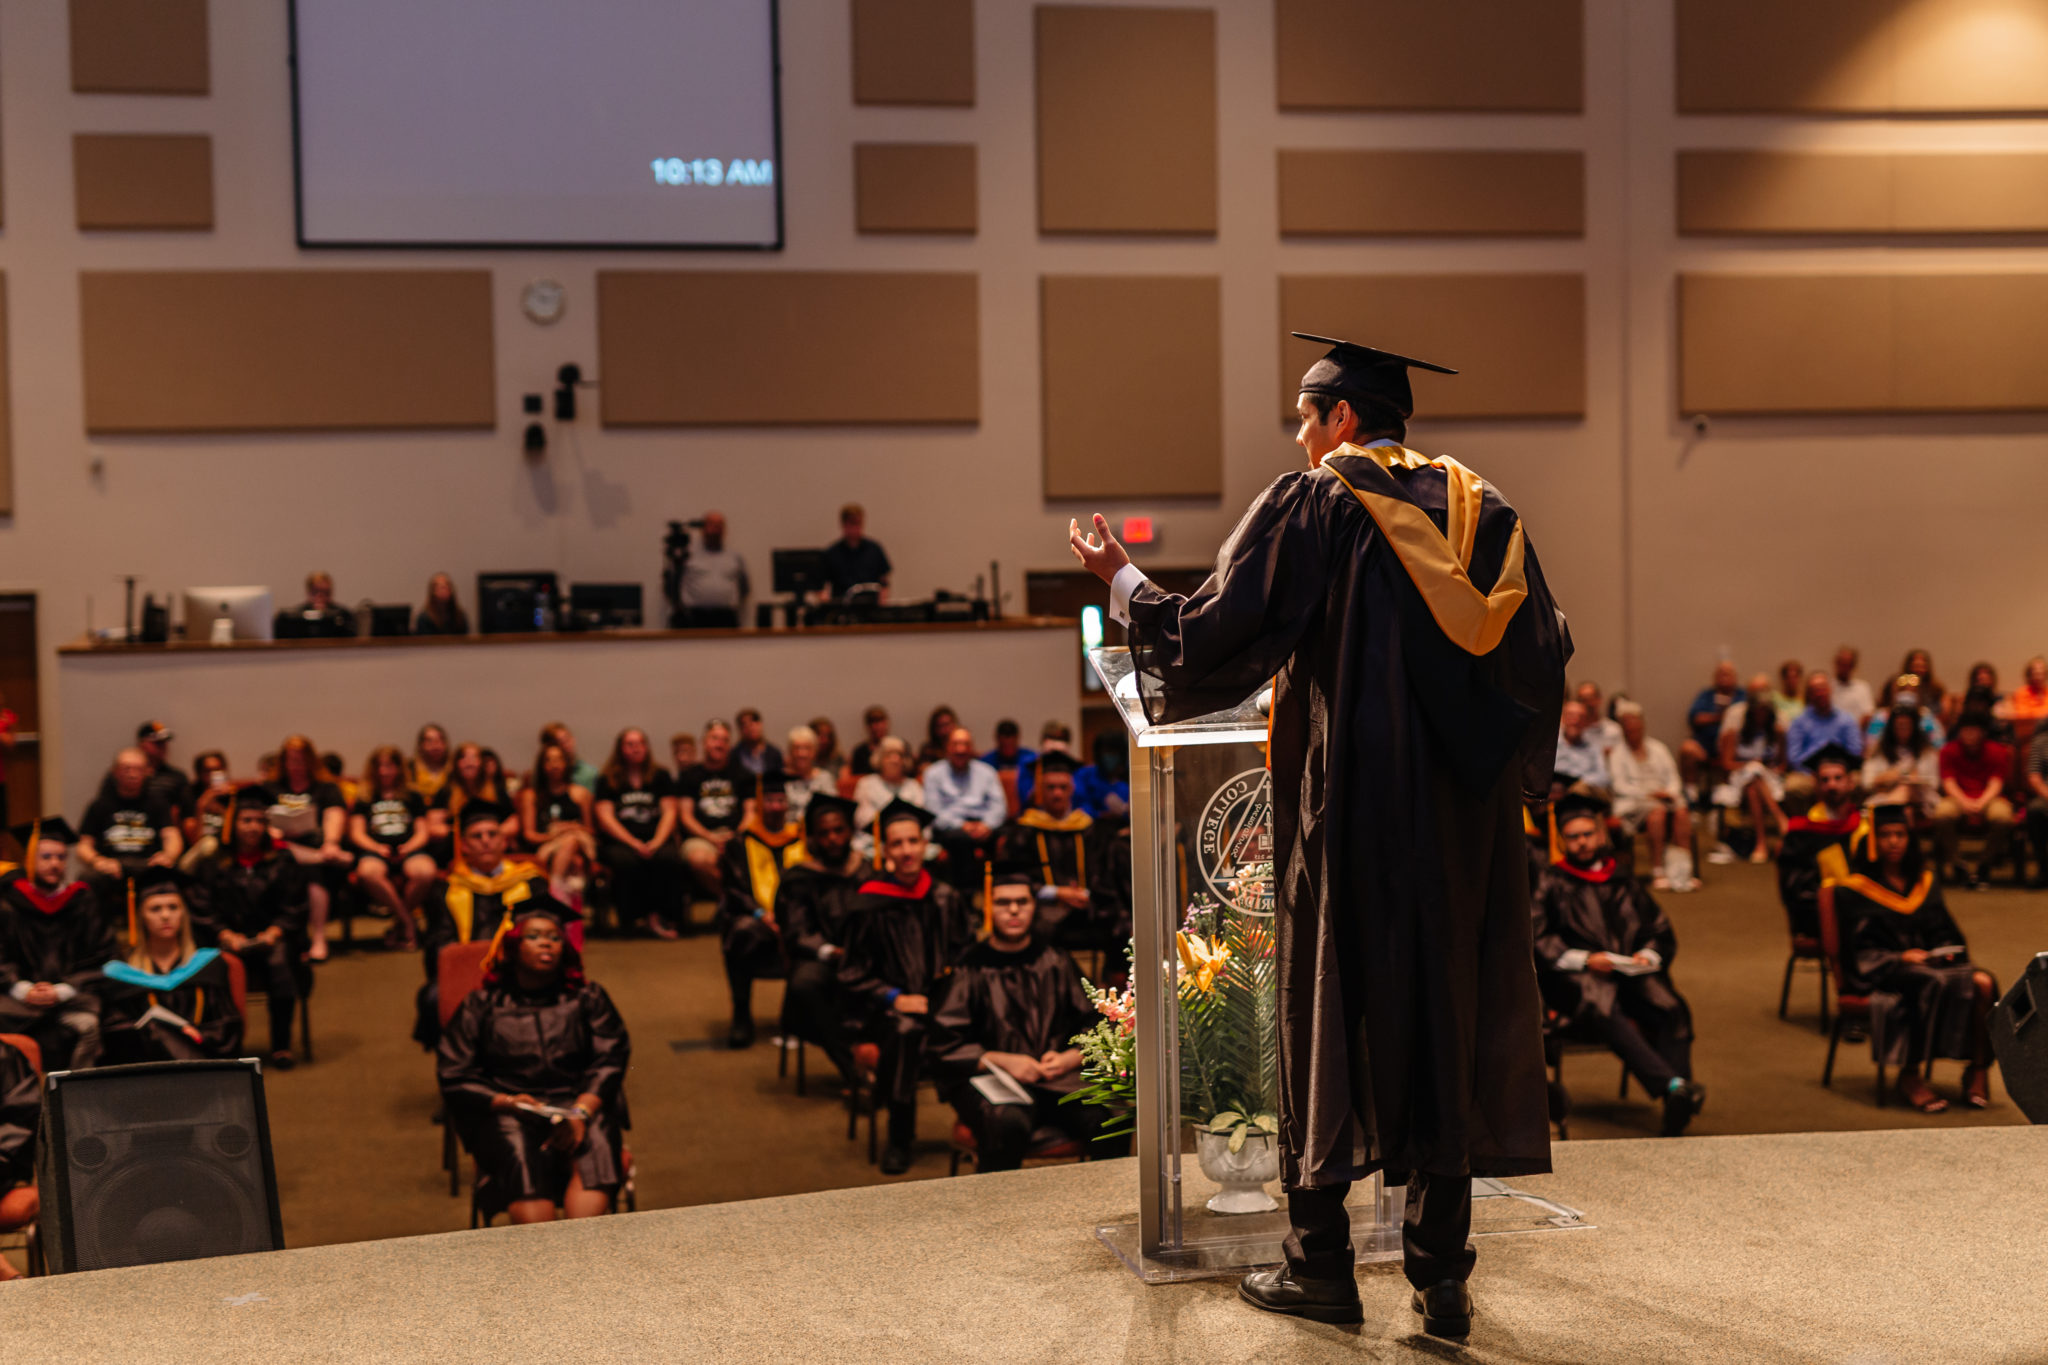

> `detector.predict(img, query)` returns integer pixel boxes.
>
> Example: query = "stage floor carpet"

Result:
[5,1125,2044,1363]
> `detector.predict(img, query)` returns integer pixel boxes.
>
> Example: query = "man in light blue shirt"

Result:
[1784,673,1866,803]
[925,726,1007,888]
[1553,701,1610,793]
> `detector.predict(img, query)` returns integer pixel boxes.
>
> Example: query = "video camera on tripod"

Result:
[660,518,705,628]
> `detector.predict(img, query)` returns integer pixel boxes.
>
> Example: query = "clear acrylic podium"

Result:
[1087,647,1586,1283]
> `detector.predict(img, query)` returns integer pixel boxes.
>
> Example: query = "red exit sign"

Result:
[1121,516,1155,545]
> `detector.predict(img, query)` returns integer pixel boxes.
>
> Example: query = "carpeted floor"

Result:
[33,861,2048,1255]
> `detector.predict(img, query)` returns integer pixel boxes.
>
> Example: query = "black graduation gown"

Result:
[717,821,806,977]
[927,937,1098,1094]
[98,954,244,1064]
[837,872,974,1104]
[190,850,311,944]
[1123,445,1569,1186]
[418,864,552,979]
[0,878,115,1022]
[1776,806,1859,940]
[0,1035,38,1187]
[437,978,631,1202]
[775,859,865,966]
[995,814,1121,949]
[1531,861,1692,1041]
[1840,875,1987,1069]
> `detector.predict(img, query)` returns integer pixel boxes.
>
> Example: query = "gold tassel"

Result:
[25,817,40,870]
[126,877,139,948]
[1547,805,1563,866]
[872,813,883,870]
[981,861,993,937]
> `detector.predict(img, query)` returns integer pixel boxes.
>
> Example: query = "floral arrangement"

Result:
[1065,878,1280,1151]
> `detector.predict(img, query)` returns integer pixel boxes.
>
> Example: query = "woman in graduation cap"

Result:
[1836,804,1999,1113]
[99,868,244,1065]
[1070,333,1570,1335]
[437,896,631,1224]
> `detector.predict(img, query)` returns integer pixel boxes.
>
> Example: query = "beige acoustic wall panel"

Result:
[70,0,208,94]
[598,272,978,425]
[1680,150,2048,234]
[1278,150,1583,237]
[80,271,495,433]
[74,134,214,230]
[1679,273,2048,413]
[1278,275,1586,420]
[1036,7,1216,235]
[851,0,975,105]
[1276,0,1582,111]
[1042,276,1220,499]
[855,143,977,234]
[1890,0,2048,110]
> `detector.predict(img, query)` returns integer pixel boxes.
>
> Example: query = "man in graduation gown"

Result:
[995,750,1119,950]
[0,1032,37,1280]
[1071,334,1569,1335]
[928,861,1122,1171]
[719,767,807,1050]
[776,793,865,1086]
[0,818,113,1070]
[1835,804,1998,1112]
[190,789,311,1066]
[416,800,550,1049]
[838,798,975,1175]
[1532,793,1705,1135]
[1776,743,1862,942]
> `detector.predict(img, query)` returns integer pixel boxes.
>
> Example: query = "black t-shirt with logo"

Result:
[262,781,347,848]
[594,770,674,844]
[355,792,426,853]
[80,791,173,862]
[676,763,744,834]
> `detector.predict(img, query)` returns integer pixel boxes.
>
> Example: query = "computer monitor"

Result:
[772,549,830,597]
[567,582,643,629]
[477,571,560,634]
[183,587,275,643]
[367,605,413,637]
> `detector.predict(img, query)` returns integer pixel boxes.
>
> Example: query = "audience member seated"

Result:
[1863,704,1942,817]
[1015,721,1073,810]
[2004,656,2048,729]
[538,722,601,792]
[408,723,456,805]
[809,716,844,784]
[718,770,805,1049]
[677,510,748,629]
[437,899,630,1225]
[915,705,959,774]
[1933,712,2014,887]
[99,869,243,1065]
[134,720,193,827]
[427,742,518,853]
[926,726,1007,890]
[928,866,1123,1171]
[592,728,682,940]
[1770,659,1806,726]
[264,733,348,961]
[1879,650,1946,726]
[782,726,838,821]
[1775,745,1861,942]
[413,571,470,636]
[1607,702,1696,892]
[839,799,975,1175]
[415,802,550,1050]
[77,746,182,909]
[1573,681,1622,758]
[1532,793,1705,1136]
[668,731,697,778]
[276,570,357,640]
[520,741,595,896]
[193,792,310,1067]
[1072,732,1131,820]
[2027,722,2048,890]
[1837,805,1999,1112]
[1682,661,1741,794]
[732,706,782,777]
[982,719,1036,818]
[1713,674,1787,863]
[0,1033,36,1280]
[823,502,891,600]
[0,818,112,1069]
[1868,672,1947,754]
[1829,645,1875,733]
[997,751,1120,946]
[775,794,864,1087]
[351,745,434,949]
[1957,662,2013,744]
[181,750,235,872]
[1552,701,1611,797]
[1783,672,1866,806]
[848,705,892,780]
[677,720,746,902]
[852,737,924,840]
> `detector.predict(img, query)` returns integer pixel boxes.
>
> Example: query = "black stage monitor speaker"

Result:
[36,1059,284,1274]
[1991,953,2048,1123]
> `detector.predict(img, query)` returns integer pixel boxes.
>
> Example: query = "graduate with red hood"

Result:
[1532,791,1704,1136]
[0,817,114,1070]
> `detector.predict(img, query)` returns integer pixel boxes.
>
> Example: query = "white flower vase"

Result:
[1194,1127,1280,1214]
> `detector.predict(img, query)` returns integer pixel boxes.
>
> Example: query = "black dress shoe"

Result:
[1237,1267,1363,1325]
[1661,1079,1707,1136]
[879,1143,914,1175]
[1411,1280,1472,1338]
[727,1016,756,1050]
[269,1051,296,1072]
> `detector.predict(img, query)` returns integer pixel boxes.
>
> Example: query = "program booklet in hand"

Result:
[970,1066,1034,1106]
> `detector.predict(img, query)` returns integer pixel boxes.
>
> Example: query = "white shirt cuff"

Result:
[1635,949,1662,971]
[1555,949,1590,972]
[1108,563,1148,628]
[7,981,32,1002]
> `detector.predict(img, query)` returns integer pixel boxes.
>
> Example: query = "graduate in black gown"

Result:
[1071,334,1568,1334]
[98,869,243,1065]
[0,818,113,1070]
[1775,744,1862,941]
[775,794,865,1086]
[1532,793,1705,1135]
[190,789,309,1066]
[437,897,631,1223]
[994,751,1122,951]
[0,1032,37,1280]
[718,767,807,1050]
[928,862,1122,1170]
[415,801,551,1049]
[838,798,975,1174]
[1836,804,1999,1113]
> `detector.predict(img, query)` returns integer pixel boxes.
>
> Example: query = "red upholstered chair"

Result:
[1541,1009,1630,1142]
[436,941,496,1195]
[1818,885,1886,1106]
[1,1033,43,1078]
[0,1033,44,1277]
[1779,933,1831,1033]
[947,1119,1088,1176]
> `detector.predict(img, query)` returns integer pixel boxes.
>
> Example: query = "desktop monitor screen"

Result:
[183,588,275,643]
[771,549,830,596]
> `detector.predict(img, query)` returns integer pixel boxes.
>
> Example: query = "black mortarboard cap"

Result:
[1809,742,1858,772]
[1870,803,1913,829]
[875,797,936,836]
[988,856,1037,889]
[1293,332,1457,423]
[804,793,858,830]
[131,864,187,898]
[458,799,511,830]
[10,817,79,849]
[510,892,574,926]
[1034,749,1080,778]
[1551,789,1610,826]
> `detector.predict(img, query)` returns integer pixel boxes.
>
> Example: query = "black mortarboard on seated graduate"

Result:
[486,890,584,984]
[458,798,512,830]
[871,796,937,868]
[127,864,189,946]
[804,793,857,832]
[1293,332,1458,424]
[10,816,79,857]
[1851,801,1921,873]
[1551,789,1610,828]
[1870,803,1913,829]
[1809,742,1858,772]
[1034,748,1080,778]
